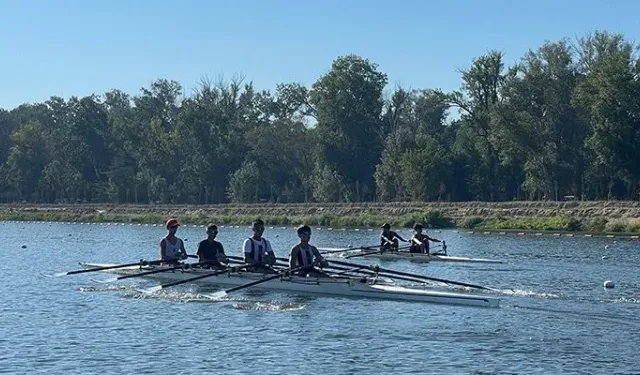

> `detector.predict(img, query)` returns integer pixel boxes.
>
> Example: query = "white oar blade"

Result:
[92,276,119,284]
[47,271,70,277]
[206,291,227,300]
[137,285,163,295]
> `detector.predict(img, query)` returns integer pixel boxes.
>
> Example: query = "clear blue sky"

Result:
[1,0,638,110]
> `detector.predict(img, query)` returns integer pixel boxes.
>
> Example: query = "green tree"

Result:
[310,54,388,201]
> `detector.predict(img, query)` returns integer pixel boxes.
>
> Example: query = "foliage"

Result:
[1,30,640,204]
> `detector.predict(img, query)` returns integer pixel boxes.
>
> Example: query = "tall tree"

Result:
[573,31,640,199]
[310,54,388,201]
[449,51,507,200]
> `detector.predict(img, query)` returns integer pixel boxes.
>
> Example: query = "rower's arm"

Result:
[242,239,254,264]
[159,239,167,260]
[381,235,394,245]
[311,246,328,267]
[426,235,441,243]
[179,239,188,259]
[195,241,205,262]
[395,233,408,242]
[289,246,299,269]
[264,240,276,265]
[218,244,228,264]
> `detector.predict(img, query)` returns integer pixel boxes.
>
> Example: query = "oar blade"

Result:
[138,285,163,295]
[92,276,119,284]
[207,291,228,300]
[46,271,70,278]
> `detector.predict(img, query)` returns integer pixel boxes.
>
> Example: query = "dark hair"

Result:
[297,225,311,235]
[252,219,264,227]
[413,223,424,230]
[207,224,218,231]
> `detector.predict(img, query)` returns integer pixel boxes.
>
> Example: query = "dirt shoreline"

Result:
[2,200,640,218]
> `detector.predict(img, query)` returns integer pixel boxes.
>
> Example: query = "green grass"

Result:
[2,210,639,234]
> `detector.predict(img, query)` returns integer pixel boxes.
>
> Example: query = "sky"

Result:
[1,0,639,110]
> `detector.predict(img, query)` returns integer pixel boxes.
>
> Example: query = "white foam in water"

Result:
[232,301,306,311]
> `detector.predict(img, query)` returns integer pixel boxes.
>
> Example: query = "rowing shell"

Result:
[80,263,500,308]
[320,248,504,264]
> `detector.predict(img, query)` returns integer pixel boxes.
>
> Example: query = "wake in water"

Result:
[231,302,306,311]
[78,285,136,292]
[77,283,308,311]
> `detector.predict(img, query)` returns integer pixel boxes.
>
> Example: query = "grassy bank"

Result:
[1,201,640,234]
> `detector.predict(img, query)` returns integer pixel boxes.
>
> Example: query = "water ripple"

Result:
[3,223,640,374]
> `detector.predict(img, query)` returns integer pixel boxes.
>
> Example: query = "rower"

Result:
[242,219,277,273]
[289,225,329,277]
[409,223,442,254]
[160,218,187,264]
[380,223,408,252]
[196,224,228,269]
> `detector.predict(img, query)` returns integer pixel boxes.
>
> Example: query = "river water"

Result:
[1,221,639,374]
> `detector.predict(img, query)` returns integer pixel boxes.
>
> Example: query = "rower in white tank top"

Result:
[160,218,187,263]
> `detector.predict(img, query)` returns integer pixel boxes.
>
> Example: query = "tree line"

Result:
[1,30,639,204]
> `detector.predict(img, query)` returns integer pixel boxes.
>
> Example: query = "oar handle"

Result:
[220,265,310,294]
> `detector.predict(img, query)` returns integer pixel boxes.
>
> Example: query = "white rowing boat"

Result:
[79,263,500,308]
[320,248,504,264]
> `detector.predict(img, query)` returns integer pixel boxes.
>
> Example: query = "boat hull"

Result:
[345,251,504,264]
[80,263,500,308]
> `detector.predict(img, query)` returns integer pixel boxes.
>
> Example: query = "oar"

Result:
[345,249,384,259]
[327,258,501,292]
[270,257,432,285]
[333,265,441,285]
[94,261,212,283]
[318,244,380,254]
[207,265,309,299]
[344,244,413,259]
[47,259,164,277]
[138,264,251,294]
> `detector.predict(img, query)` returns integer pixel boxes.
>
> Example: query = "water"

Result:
[2,221,639,374]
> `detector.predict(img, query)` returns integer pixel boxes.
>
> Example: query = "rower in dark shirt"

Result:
[409,223,441,254]
[380,223,408,251]
[196,224,228,269]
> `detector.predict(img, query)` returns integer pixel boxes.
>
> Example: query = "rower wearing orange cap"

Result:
[160,218,188,264]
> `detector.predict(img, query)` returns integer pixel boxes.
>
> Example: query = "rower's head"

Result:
[413,223,424,233]
[206,223,218,240]
[252,219,265,238]
[381,223,391,233]
[297,225,312,243]
[165,218,180,233]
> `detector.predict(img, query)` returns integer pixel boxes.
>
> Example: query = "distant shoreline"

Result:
[1,201,639,235]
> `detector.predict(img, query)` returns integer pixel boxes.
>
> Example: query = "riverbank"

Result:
[1,201,640,234]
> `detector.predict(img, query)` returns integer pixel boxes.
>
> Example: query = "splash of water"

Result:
[232,302,306,311]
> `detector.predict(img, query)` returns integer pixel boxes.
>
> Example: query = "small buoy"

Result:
[21,245,26,249]
[604,280,615,289]
[602,255,608,260]
[604,245,609,250]
[275,234,279,237]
